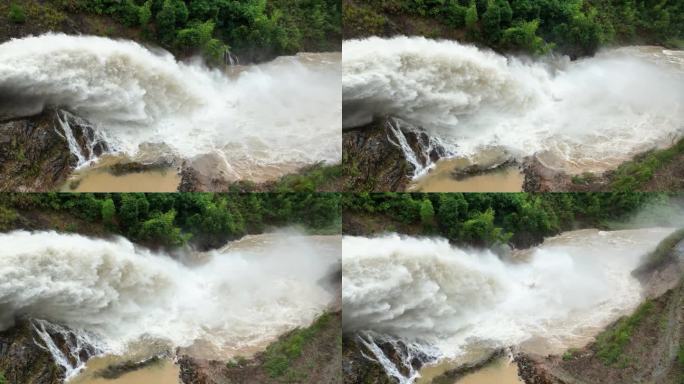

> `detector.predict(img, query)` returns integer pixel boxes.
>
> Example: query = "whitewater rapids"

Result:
[0,231,339,366]
[342,228,675,367]
[0,34,341,180]
[343,36,684,175]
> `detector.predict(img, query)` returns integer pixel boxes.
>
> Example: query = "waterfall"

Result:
[342,229,675,382]
[343,36,684,175]
[0,33,341,179]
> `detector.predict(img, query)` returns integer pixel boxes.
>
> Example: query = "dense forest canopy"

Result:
[18,0,342,63]
[343,0,684,57]
[0,193,341,248]
[343,192,681,248]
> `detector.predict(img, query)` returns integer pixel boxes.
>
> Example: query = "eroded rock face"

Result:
[343,117,444,192]
[342,335,400,384]
[0,321,65,384]
[0,109,106,192]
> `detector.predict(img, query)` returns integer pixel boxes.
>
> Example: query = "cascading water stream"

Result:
[0,231,340,377]
[0,34,341,180]
[31,319,103,380]
[54,110,107,168]
[343,36,684,177]
[342,228,676,383]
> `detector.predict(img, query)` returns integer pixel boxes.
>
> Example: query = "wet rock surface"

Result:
[0,319,98,384]
[521,157,611,193]
[342,335,397,384]
[342,117,444,192]
[0,109,105,192]
[452,160,518,181]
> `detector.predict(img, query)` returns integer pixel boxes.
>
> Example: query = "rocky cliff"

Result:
[0,109,106,192]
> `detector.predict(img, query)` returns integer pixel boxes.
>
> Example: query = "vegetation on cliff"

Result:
[0,192,341,248]
[343,192,673,248]
[343,0,683,57]
[3,0,341,63]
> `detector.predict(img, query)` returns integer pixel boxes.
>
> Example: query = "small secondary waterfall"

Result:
[54,110,107,168]
[31,319,102,380]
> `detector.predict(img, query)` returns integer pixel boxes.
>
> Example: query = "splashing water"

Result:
[342,228,675,382]
[343,36,684,175]
[0,34,341,180]
[0,231,340,374]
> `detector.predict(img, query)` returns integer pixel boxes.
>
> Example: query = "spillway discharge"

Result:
[0,34,341,178]
[342,229,675,382]
[0,231,338,378]
[343,36,684,176]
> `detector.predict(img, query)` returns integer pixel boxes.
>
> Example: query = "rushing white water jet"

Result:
[343,36,684,175]
[0,34,341,179]
[342,228,675,381]
[0,231,339,374]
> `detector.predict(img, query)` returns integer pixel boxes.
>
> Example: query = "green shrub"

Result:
[8,3,26,24]
[263,312,331,377]
[596,301,654,366]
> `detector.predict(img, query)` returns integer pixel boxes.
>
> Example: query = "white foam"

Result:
[343,37,684,174]
[0,34,341,179]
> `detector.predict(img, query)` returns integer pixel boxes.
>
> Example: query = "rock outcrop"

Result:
[0,319,98,384]
[0,109,106,192]
[343,117,445,192]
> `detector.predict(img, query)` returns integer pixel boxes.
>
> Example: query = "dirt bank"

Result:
[516,238,684,384]
[179,312,342,384]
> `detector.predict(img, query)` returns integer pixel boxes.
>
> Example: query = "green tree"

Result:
[419,199,435,228]
[8,3,26,24]
[437,194,469,241]
[156,0,177,44]
[465,1,479,32]
[461,208,510,246]
[138,210,188,246]
[482,0,502,43]
[497,0,513,26]
[101,198,116,228]
[139,0,153,25]
[501,19,549,54]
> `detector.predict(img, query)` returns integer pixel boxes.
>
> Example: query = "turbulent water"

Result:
[0,231,340,378]
[343,36,684,176]
[0,34,341,180]
[342,228,675,383]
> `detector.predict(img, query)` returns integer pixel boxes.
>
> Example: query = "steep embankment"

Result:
[180,312,342,384]
[523,139,684,192]
[516,229,684,384]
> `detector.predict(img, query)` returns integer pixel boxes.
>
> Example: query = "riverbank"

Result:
[516,235,684,384]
